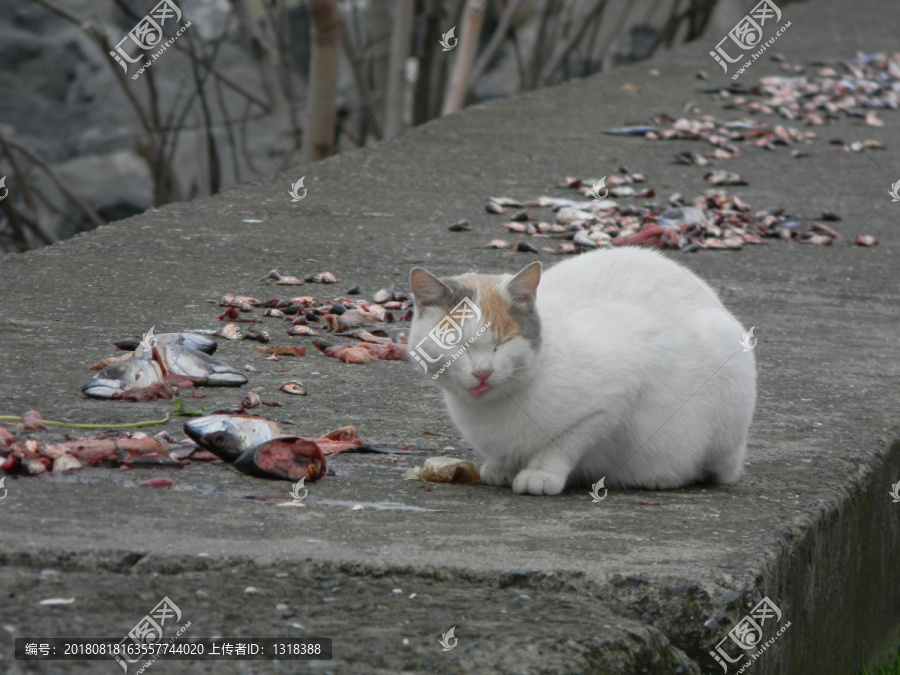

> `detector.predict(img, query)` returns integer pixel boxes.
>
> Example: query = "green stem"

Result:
[0,413,171,430]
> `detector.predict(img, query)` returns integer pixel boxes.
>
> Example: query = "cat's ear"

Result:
[505,261,542,305]
[409,267,453,307]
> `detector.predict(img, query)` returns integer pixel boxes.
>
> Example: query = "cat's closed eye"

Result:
[493,338,513,352]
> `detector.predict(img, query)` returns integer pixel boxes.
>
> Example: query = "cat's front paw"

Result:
[512,469,566,496]
[479,460,512,487]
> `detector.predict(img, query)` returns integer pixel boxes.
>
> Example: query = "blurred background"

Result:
[0,0,755,253]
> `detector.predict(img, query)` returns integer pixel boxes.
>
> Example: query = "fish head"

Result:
[183,416,246,462]
[81,357,161,398]
[183,415,279,462]
[409,263,542,399]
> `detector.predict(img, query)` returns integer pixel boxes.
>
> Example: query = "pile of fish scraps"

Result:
[477,183,873,254]
[214,274,412,365]
[0,410,215,477]
[605,52,899,157]
[473,54,894,255]
[717,52,899,139]
[0,409,411,483]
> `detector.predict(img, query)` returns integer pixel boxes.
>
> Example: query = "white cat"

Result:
[408,247,756,496]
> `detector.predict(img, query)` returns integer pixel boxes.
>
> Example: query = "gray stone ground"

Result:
[1,0,899,673]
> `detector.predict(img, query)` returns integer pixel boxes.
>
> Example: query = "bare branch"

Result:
[540,0,609,86]
[369,0,393,117]
[441,0,488,115]
[466,0,527,91]
[339,6,383,139]
[5,137,105,230]
[303,0,341,161]
[384,0,415,138]
[412,0,445,126]
[232,0,301,158]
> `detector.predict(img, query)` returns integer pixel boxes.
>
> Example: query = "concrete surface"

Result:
[1,0,899,672]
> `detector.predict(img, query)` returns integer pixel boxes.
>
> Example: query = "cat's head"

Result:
[408,262,542,399]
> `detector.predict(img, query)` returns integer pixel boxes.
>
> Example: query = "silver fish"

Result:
[183,415,283,462]
[556,207,598,224]
[82,357,164,399]
[573,231,599,248]
[158,343,247,386]
[488,197,523,207]
[373,287,393,304]
[602,125,655,136]
[532,197,582,209]
[657,206,708,229]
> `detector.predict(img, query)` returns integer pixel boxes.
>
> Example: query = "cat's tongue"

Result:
[470,382,492,397]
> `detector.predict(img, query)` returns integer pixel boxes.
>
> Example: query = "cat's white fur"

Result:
[409,247,756,496]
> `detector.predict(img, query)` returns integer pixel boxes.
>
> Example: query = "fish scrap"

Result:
[256,346,307,357]
[312,333,408,364]
[183,414,283,462]
[403,457,481,484]
[260,269,306,285]
[259,270,342,285]
[234,437,326,482]
[279,381,307,396]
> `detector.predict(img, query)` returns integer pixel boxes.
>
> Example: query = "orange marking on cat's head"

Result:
[455,274,521,342]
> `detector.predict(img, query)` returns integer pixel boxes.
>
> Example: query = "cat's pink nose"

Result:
[472,369,492,384]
